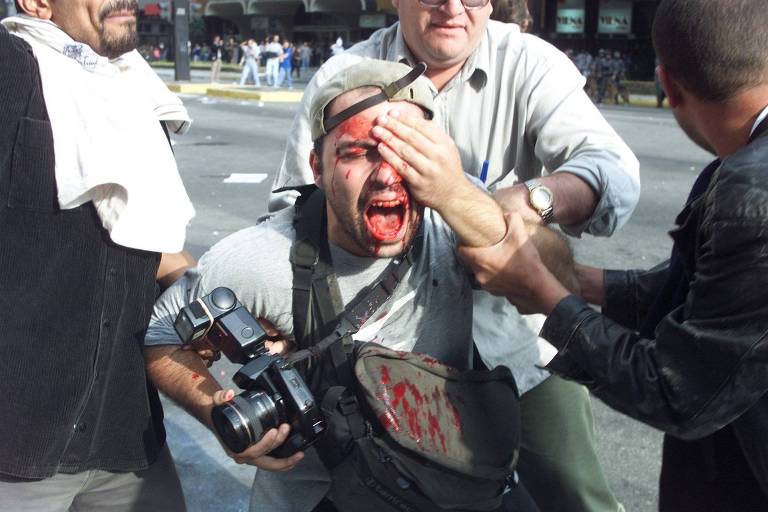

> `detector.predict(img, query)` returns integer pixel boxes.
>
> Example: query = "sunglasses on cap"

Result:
[418,0,490,10]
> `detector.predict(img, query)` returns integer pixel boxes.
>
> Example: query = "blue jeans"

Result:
[239,57,260,86]
[276,66,293,88]
[265,58,280,86]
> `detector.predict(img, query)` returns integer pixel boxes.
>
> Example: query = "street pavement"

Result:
[161,88,712,511]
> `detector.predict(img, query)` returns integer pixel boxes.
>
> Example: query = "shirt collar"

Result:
[388,21,489,92]
[750,104,768,137]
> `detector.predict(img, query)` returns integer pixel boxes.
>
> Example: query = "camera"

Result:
[174,287,326,456]
[174,286,268,364]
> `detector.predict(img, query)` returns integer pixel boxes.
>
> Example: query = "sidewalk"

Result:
[154,64,666,108]
[153,65,311,102]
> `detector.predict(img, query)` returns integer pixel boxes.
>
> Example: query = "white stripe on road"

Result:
[223,173,269,184]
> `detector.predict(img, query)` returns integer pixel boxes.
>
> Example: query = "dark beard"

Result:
[98,0,139,58]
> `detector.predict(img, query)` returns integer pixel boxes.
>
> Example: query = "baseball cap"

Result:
[309,60,436,141]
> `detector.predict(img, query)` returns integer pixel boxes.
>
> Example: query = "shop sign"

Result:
[598,0,633,34]
[360,14,387,29]
[556,0,585,34]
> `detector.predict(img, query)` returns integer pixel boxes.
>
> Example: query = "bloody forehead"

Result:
[332,114,375,143]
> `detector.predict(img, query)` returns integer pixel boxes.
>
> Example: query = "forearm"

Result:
[144,345,222,430]
[574,264,605,306]
[543,295,765,439]
[527,223,579,294]
[157,251,197,290]
[493,172,598,230]
[538,172,599,227]
[437,181,506,247]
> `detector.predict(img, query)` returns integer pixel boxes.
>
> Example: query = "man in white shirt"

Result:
[269,1,638,510]
[264,34,284,87]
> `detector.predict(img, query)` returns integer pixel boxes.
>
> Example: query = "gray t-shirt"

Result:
[147,207,472,368]
[146,206,475,512]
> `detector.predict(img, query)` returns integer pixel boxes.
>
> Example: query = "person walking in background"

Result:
[210,34,224,83]
[330,36,344,57]
[276,40,293,88]
[226,36,238,65]
[654,58,666,107]
[239,38,261,87]
[299,41,312,74]
[593,48,612,103]
[291,41,301,80]
[264,34,283,87]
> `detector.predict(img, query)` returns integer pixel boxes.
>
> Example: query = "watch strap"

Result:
[524,179,554,224]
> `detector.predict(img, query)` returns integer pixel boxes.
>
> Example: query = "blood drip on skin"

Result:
[191,373,200,380]
[345,169,352,180]
[330,156,342,198]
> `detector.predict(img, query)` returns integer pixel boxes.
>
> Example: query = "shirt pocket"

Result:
[9,117,57,212]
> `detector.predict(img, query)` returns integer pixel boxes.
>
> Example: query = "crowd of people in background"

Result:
[566,48,632,105]
[139,34,350,88]
[135,34,352,87]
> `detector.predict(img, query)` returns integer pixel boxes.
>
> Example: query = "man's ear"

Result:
[309,149,323,189]
[392,0,400,8]
[16,0,53,19]
[657,65,683,108]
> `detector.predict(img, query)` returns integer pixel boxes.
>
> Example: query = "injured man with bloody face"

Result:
[309,84,425,258]
[142,59,578,512]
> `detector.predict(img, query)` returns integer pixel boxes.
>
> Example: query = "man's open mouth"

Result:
[364,194,409,241]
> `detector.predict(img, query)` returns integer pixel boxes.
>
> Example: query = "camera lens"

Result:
[211,390,280,453]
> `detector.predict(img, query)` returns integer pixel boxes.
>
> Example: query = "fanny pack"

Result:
[284,186,521,511]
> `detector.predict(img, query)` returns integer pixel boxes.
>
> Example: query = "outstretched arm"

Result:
[458,213,574,314]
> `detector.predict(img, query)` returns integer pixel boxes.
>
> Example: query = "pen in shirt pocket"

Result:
[479,160,489,183]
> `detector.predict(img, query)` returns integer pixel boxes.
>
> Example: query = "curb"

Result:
[165,84,666,109]
[167,83,303,103]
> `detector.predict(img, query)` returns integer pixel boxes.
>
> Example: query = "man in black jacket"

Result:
[0,1,194,510]
[459,1,768,510]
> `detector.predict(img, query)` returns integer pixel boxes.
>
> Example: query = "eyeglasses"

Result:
[417,0,491,11]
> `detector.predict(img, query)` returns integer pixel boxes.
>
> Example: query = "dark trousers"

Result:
[659,427,768,512]
[310,483,539,512]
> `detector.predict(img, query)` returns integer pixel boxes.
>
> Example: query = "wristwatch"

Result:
[524,179,554,224]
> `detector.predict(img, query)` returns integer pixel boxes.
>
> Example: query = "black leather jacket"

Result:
[541,126,768,495]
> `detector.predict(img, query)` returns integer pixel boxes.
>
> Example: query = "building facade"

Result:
[533,0,660,78]
[203,0,396,47]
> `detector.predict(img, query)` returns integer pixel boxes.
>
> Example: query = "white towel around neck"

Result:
[2,15,195,253]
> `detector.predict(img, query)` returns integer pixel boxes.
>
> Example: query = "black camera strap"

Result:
[286,186,423,385]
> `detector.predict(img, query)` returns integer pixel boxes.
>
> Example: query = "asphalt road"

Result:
[161,94,713,512]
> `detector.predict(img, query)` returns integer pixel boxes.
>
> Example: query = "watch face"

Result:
[530,186,553,209]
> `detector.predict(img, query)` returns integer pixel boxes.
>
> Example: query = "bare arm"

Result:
[493,172,599,228]
[144,342,303,470]
[458,213,573,315]
[156,251,196,290]
[573,263,605,306]
[144,345,222,428]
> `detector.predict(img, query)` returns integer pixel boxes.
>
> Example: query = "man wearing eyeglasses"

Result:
[269,2,638,511]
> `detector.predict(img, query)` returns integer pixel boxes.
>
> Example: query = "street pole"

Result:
[173,0,191,81]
